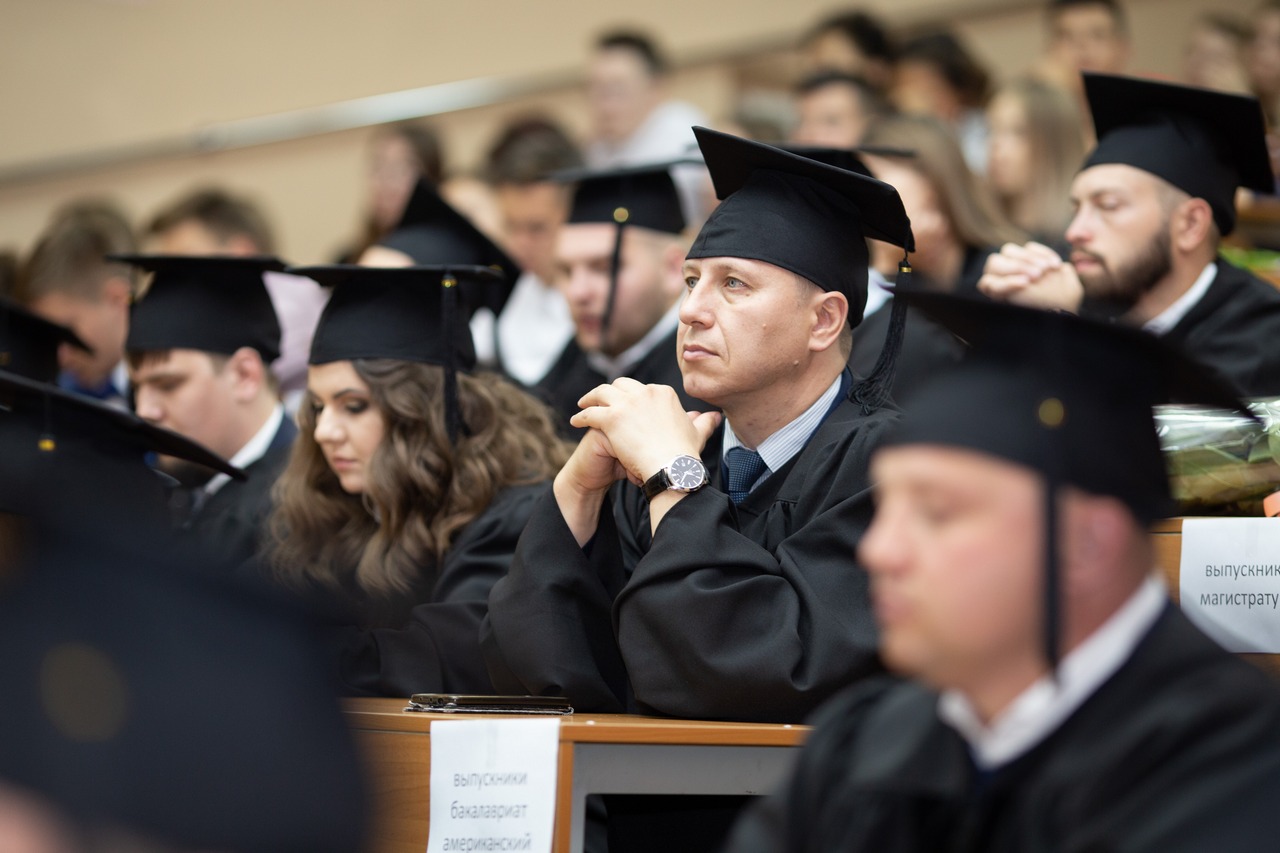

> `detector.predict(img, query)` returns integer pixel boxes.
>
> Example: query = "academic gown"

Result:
[848,301,963,402]
[724,604,1280,853]
[533,328,708,440]
[319,481,547,698]
[1158,258,1280,398]
[848,248,985,402]
[180,416,297,567]
[482,371,894,723]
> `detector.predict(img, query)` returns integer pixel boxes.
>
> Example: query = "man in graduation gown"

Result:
[534,163,706,438]
[724,291,1280,853]
[118,255,296,567]
[979,72,1280,397]
[483,128,916,724]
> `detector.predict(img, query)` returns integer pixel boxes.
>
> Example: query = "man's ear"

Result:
[661,240,690,298]
[1171,197,1214,254]
[227,347,268,402]
[101,274,133,309]
[1062,493,1132,593]
[810,290,849,353]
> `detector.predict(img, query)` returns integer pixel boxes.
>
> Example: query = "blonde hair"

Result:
[990,77,1086,238]
[269,361,570,596]
[862,114,1025,252]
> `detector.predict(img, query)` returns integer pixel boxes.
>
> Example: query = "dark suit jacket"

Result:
[184,414,296,567]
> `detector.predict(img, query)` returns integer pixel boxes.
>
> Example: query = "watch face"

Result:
[667,455,707,491]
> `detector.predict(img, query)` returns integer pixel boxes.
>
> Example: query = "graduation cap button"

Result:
[614,206,630,223]
[1038,397,1066,429]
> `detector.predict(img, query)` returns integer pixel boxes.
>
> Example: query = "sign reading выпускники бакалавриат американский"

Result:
[426,717,560,853]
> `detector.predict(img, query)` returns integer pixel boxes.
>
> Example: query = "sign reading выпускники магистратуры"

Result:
[1180,518,1280,652]
[426,717,560,853]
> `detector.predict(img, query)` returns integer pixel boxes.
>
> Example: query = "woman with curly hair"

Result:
[269,264,570,696]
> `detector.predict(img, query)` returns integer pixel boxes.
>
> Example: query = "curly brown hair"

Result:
[269,360,570,596]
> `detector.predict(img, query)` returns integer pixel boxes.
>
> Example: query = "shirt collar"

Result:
[721,373,843,489]
[584,298,682,381]
[862,269,893,319]
[204,404,284,497]
[938,574,1166,770]
[1142,262,1216,336]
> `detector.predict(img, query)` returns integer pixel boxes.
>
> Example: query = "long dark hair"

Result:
[270,361,569,595]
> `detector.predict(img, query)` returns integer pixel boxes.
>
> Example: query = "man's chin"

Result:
[1079,275,1140,319]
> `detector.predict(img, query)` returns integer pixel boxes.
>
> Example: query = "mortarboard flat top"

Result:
[378,178,519,316]
[782,144,876,176]
[556,161,689,235]
[686,126,913,323]
[0,369,242,481]
[884,289,1249,523]
[114,254,285,362]
[293,264,501,369]
[1082,73,1274,235]
[0,296,90,383]
[0,369,242,532]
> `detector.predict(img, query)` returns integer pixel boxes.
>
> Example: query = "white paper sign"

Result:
[426,718,560,853]
[1180,518,1280,652]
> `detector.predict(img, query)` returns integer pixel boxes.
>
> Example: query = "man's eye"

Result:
[685,276,699,289]
[725,277,745,289]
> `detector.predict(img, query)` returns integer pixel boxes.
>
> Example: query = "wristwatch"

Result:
[642,454,709,502]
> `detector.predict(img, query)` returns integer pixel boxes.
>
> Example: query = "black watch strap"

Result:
[642,467,671,502]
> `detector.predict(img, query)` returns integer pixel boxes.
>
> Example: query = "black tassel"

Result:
[1041,320,1067,678]
[851,258,911,414]
[38,387,55,452]
[602,211,628,347]
[441,273,463,445]
[1044,471,1061,675]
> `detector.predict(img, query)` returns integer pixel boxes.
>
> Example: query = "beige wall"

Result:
[0,0,1259,265]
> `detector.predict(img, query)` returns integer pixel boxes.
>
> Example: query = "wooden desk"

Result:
[344,698,809,853]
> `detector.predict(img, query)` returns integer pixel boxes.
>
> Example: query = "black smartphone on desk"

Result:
[406,694,574,715]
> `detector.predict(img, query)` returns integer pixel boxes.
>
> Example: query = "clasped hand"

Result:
[977,241,1085,313]
[553,378,721,546]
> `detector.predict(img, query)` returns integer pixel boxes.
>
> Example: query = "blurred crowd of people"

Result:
[7,1,1280,851]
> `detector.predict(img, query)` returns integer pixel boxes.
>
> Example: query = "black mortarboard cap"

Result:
[781,144,875,176]
[560,162,688,234]
[379,178,519,317]
[1082,73,1274,235]
[115,255,285,362]
[293,264,502,441]
[883,289,1250,667]
[0,296,90,383]
[0,370,242,535]
[553,161,690,347]
[689,127,915,411]
[0,536,368,852]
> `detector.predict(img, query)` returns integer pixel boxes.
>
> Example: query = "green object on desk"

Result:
[1158,398,1280,515]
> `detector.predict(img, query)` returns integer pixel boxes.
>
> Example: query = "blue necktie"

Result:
[725,447,768,504]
